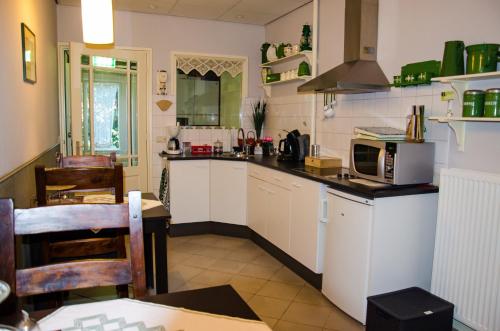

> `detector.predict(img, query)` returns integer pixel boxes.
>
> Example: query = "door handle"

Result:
[320,198,328,223]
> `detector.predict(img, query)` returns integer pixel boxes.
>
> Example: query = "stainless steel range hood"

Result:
[298,0,390,94]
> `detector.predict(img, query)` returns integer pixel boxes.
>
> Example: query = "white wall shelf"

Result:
[262,76,311,97]
[429,116,500,151]
[260,50,312,68]
[431,72,500,151]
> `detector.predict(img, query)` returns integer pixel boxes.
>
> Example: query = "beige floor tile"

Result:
[282,302,333,327]
[294,286,333,307]
[323,307,364,331]
[257,281,303,301]
[225,245,266,262]
[194,246,231,259]
[229,275,267,294]
[260,316,278,328]
[182,254,218,268]
[208,258,247,274]
[171,241,207,254]
[250,253,283,269]
[190,270,233,286]
[239,263,281,279]
[186,234,221,247]
[174,281,210,292]
[167,251,192,267]
[247,295,291,319]
[213,236,249,249]
[274,320,323,331]
[271,267,305,286]
[168,264,204,291]
[233,289,255,304]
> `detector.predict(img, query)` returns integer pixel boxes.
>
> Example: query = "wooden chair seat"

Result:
[0,191,146,314]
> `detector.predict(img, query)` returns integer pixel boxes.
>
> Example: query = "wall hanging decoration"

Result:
[21,23,36,83]
[156,100,172,112]
[157,70,168,95]
[176,55,244,78]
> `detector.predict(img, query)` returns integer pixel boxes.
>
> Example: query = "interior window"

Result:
[176,69,242,127]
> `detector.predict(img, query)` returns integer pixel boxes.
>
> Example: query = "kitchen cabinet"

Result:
[248,164,326,267]
[210,161,247,225]
[247,176,267,235]
[265,183,291,253]
[169,160,210,223]
[289,176,326,273]
[323,189,439,324]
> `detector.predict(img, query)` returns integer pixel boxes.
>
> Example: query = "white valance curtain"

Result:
[176,55,244,78]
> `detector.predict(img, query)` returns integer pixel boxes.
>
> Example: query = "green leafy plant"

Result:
[252,99,267,140]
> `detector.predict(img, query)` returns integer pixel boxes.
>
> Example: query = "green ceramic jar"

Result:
[463,90,485,117]
[484,88,500,117]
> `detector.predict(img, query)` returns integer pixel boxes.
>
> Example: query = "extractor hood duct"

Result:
[298,0,390,94]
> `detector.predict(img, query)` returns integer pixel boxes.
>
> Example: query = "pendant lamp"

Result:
[81,0,114,45]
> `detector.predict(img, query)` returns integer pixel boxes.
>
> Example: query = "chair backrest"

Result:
[35,164,124,206]
[57,152,117,168]
[0,191,146,302]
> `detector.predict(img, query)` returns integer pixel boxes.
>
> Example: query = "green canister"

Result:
[484,88,500,117]
[463,90,485,117]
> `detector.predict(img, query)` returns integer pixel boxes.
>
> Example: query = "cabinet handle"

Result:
[340,212,345,216]
[272,176,282,182]
[195,165,207,169]
[320,199,328,223]
[233,167,244,170]
[267,189,276,195]
[258,186,267,192]
[292,183,302,188]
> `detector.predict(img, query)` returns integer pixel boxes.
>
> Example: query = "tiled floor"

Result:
[167,234,365,331]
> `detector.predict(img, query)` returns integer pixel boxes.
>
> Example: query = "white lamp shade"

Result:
[81,0,114,44]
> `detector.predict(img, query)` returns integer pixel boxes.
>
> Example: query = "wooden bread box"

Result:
[305,156,342,168]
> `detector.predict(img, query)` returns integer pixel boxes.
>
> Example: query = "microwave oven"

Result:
[349,139,435,185]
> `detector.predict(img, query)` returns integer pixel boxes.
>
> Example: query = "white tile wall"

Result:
[150,96,258,196]
[264,83,454,185]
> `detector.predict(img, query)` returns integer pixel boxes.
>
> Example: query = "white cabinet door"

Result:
[210,161,247,225]
[289,177,325,273]
[323,191,373,323]
[266,183,291,253]
[247,176,267,236]
[169,160,210,224]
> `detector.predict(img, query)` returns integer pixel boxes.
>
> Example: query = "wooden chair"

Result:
[35,164,124,206]
[56,152,117,168]
[0,191,146,313]
[34,164,127,303]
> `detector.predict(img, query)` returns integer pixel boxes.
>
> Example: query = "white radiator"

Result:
[431,168,500,331]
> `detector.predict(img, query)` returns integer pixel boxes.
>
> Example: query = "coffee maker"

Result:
[166,126,181,155]
[278,130,300,161]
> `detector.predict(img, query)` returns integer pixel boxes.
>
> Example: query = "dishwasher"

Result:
[323,189,374,324]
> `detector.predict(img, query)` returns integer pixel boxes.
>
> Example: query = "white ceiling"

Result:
[58,0,312,25]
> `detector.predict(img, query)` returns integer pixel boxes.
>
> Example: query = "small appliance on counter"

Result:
[350,139,435,185]
[277,130,310,162]
[213,140,223,155]
[166,126,181,155]
[191,145,212,155]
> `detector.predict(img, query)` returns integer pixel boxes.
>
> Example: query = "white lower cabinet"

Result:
[210,161,247,225]
[247,164,326,269]
[289,177,326,273]
[169,160,210,224]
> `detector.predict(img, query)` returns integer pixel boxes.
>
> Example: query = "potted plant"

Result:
[252,99,267,140]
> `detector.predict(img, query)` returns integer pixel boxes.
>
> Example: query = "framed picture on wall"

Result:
[21,23,36,83]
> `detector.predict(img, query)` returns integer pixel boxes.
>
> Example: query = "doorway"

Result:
[58,42,151,192]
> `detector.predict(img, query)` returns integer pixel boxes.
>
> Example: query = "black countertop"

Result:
[160,153,439,200]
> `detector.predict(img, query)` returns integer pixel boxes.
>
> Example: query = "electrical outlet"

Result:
[156,136,167,143]
[441,91,455,101]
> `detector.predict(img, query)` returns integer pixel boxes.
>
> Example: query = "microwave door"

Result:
[377,147,385,182]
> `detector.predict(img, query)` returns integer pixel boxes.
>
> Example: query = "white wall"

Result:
[57,5,265,194]
[0,0,59,178]
[265,0,500,182]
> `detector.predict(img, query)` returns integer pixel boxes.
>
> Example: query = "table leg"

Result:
[143,233,154,289]
[154,224,168,294]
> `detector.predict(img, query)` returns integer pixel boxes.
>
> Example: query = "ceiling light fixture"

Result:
[81,0,114,45]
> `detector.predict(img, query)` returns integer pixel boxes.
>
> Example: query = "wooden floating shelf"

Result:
[260,51,312,67]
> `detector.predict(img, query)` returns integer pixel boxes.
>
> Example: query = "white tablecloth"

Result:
[38,298,271,331]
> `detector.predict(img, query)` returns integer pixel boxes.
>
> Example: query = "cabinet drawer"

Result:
[248,163,292,190]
